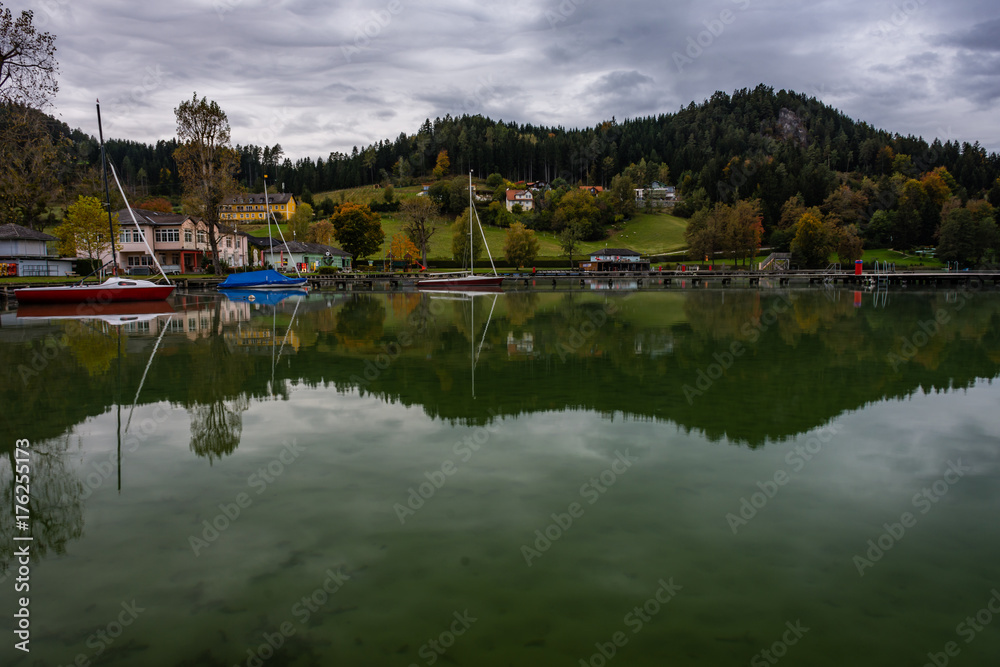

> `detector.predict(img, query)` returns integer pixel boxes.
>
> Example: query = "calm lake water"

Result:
[2,287,1000,666]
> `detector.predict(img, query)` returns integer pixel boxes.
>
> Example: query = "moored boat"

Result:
[417,171,503,291]
[15,102,175,306]
[218,269,308,289]
[15,277,175,304]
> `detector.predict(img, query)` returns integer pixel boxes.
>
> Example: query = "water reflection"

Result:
[3,289,1000,458]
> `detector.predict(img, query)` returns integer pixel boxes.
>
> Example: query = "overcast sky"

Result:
[28,0,1000,159]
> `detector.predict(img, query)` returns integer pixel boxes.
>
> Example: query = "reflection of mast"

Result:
[117,315,172,493]
[271,297,303,396]
[471,294,498,399]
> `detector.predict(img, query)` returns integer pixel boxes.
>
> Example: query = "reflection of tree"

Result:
[335,296,386,346]
[504,292,539,326]
[189,395,249,462]
[67,323,120,376]
[184,300,252,462]
[0,436,85,578]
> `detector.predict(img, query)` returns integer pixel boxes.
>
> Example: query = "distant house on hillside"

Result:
[579,248,650,272]
[505,189,534,212]
[0,223,74,277]
[635,182,676,207]
[220,193,297,223]
[580,186,604,196]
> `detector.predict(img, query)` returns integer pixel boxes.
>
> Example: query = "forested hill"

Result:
[44,84,1000,229]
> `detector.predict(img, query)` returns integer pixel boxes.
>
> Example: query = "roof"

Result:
[245,235,281,249]
[592,248,641,256]
[580,186,604,193]
[505,189,533,200]
[117,209,191,226]
[266,240,351,257]
[222,193,294,205]
[0,223,56,242]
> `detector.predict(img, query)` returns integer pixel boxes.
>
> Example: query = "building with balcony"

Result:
[112,210,249,274]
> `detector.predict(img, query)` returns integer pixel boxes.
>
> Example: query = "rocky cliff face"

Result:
[777,107,809,146]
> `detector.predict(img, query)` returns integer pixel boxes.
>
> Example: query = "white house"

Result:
[505,189,534,212]
[635,182,677,207]
[0,223,75,277]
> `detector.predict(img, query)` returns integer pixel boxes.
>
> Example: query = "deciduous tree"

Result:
[451,207,484,264]
[503,222,539,267]
[135,197,173,213]
[400,196,438,266]
[791,210,834,268]
[559,222,585,268]
[937,206,998,268]
[173,94,239,273]
[331,201,384,261]
[432,150,450,179]
[289,202,313,241]
[0,5,58,107]
[55,195,119,263]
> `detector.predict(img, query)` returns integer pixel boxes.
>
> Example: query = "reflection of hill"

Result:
[2,291,999,459]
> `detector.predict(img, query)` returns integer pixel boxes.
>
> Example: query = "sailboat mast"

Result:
[469,170,474,276]
[96,101,119,275]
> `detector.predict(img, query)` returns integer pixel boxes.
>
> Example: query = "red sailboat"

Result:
[14,102,175,305]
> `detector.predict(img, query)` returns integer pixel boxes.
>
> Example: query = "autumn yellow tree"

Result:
[388,233,420,267]
[55,195,119,263]
[432,150,450,179]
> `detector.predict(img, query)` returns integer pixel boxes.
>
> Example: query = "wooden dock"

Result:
[3,269,998,308]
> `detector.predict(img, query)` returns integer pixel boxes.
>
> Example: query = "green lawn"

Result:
[861,248,944,269]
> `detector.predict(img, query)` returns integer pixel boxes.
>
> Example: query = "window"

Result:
[127,256,153,266]
[226,238,232,248]
[155,228,179,243]
[184,230,193,242]
[197,231,207,244]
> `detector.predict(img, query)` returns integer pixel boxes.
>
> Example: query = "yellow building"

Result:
[219,193,297,223]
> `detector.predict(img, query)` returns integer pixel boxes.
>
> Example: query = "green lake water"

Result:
[2,287,1000,666]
